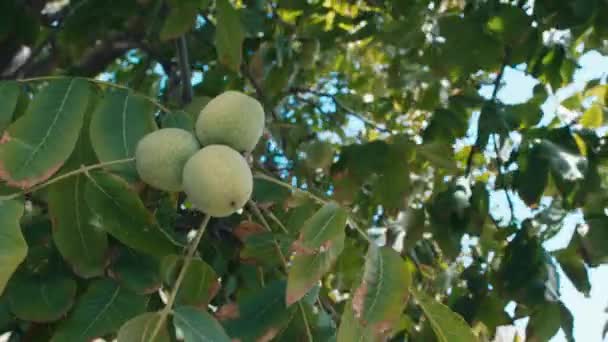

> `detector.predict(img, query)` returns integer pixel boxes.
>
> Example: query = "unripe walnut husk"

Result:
[182,145,253,217]
[135,128,200,192]
[195,91,265,153]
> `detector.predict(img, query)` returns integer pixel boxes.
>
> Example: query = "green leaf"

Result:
[89,88,157,181]
[352,246,410,329]
[48,95,107,278]
[0,295,13,332]
[286,233,344,305]
[52,279,147,341]
[526,302,561,341]
[476,102,508,148]
[0,79,91,188]
[221,280,294,341]
[117,312,170,342]
[416,143,457,171]
[295,201,347,252]
[580,104,603,128]
[161,111,194,132]
[411,288,476,342]
[337,299,379,342]
[0,199,26,295]
[517,144,549,207]
[184,96,211,120]
[160,255,219,307]
[580,216,608,265]
[48,174,107,278]
[160,0,209,41]
[423,109,468,143]
[84,172,178,257]
[559,302,575,342]
[0,81,20,132]
[252,177,291,204]
[7,274,76,322]
[110,248,161,294]
[279,301,336,341]
[239,232,293,267]
[554,247,590,296]
[215,0,245,73]
[173,306,231,342]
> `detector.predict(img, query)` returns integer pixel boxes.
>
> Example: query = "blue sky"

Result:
[482,51,608,341]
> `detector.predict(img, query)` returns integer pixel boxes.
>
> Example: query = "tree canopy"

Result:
[0,0,607,341]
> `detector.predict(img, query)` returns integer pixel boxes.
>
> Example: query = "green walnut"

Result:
[195,91,265,153]
[303,140,334,170]
[182,145,253,217]
[135,128,200,192]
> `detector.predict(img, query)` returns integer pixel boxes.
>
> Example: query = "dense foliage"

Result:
[0,0,607,341]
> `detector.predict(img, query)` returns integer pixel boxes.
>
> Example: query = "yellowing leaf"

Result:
[580,104,603,128]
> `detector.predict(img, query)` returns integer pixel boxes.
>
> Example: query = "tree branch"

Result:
[241,63,279,121]
[70,38,142,77]
[176,36,193,105]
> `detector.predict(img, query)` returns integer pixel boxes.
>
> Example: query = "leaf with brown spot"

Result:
[293,201,347,252]
[233,221,266,242]
[352,246,410,329]
[286,233,344,306]
[216,303,240,321]
[0,79,91,189]
[337,299,383,342]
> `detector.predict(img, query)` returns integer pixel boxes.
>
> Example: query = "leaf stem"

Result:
[0,157,135,200]
[298,300,315,342]
[248,200,315,341]
[149,215,211,340]
[17,76,172,114]
[247,200,289,267]
[252,172,372,243]
[253,172,327,205]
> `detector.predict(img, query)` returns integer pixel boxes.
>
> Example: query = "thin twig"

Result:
[465,49,509,177]
[149,215,211,340]
[298,299,315,342]
[492,136,516,224]
[247,200,289,266]
[176,36,193,104]
[248,200,315,342]
[291,87,392,133]
[0,157,135,200]
[252,172,372,243]
[254,172,326,205]
[241,63,279,121]
[17,76,172,113]
[261,207,289,234]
